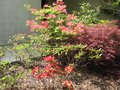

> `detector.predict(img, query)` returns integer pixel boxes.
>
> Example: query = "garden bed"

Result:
[1,1,120,90]
[0,60,120,90]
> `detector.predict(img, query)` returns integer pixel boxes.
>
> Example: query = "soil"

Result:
[1,60,120,90]
[12,66,120,90]
[14,62,120,90]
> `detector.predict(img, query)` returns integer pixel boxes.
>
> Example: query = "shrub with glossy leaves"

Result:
[10,1,85,60]
[10,1,101,61]
[9,1,103,71]
[73,3,100,25]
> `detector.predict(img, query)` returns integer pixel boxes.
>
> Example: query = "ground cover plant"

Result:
[0,60,25,90]
[0,0,120,90]
[0,47,4,57]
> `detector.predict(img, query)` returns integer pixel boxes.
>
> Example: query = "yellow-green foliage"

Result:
[0,47,4,57]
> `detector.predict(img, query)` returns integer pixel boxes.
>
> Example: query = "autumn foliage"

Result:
[72,23,120,60]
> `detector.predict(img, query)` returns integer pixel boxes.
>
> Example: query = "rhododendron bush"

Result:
[10,1,102,63]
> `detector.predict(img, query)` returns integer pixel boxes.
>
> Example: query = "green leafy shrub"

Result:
[73,3,100,25]
[73,3,111,25]
[52,44,102,67]
[0,61,10,75]
[9,1,102,68]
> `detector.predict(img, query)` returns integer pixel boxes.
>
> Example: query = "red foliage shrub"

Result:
[72,24,120,60]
